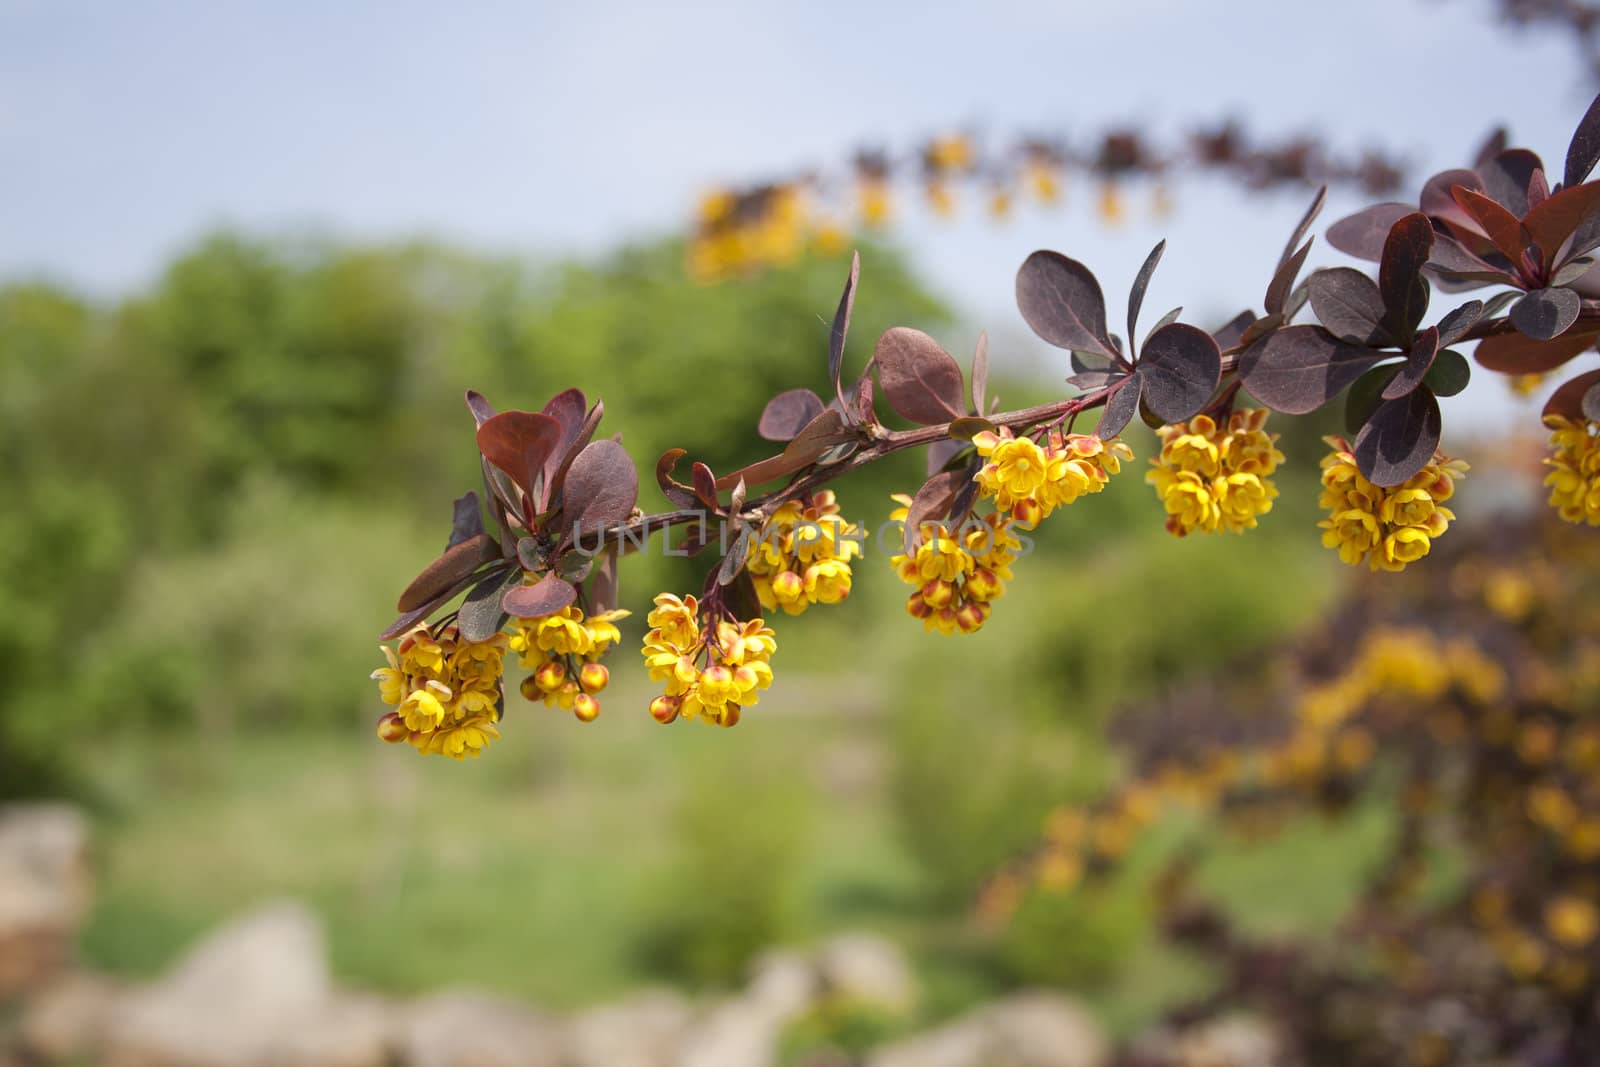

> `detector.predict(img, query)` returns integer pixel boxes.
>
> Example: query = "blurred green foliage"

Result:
[7,228,1349,1030]
[0,232,946,796]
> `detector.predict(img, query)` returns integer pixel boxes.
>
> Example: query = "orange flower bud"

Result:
[535,660,567,693]
[1011,498,1044,527]
[966,567,1001,602]
[573,693,601,722]
[376,712,409,744]
[650,694,681,724]
[905,592,932,619]
[921,578,955,609]
[579,661,610,693]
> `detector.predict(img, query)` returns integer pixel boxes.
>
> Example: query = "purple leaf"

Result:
[1379,214,1434,343]
[1127,240,1165,352]
[1095,374,1141,438]
[447,492,484,549]
[1138,323,1221,423]
[1279,186,1327,268]
[1474,330,1598,372]
[1523,182,1600,271]
[1016,251,1117,357]
[1545,368,1600,421]
[1479,149,1544,217]
[396,533,500,613]
[1353,388,1441,487]
[654,449,698,508]
[971,331,989,416]
[1307,268,1389,345]
[1326,203,1414,262]
[903,469,967,553]
[781,408,856,467]
[560,439,639,537]
[1420,169,1485,230]
[1212,310,1257,350]
[1237,325,1386,415]
[459,567,520,642]
[502,572,577,619]
[1566,93,1600,189]
[874,327,967,424]
[829,252,860,410]
[758,388,827,441]
[1510,287,1582,341]
[464,389,497,428]
[1382,327,1440,400]
[1265,238,1312,317]
[1435,301,1484,347]
[926,437,966,477]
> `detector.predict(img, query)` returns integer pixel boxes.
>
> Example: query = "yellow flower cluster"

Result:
[1317,438,1468,571]
[373,624,507,759]
[1543,416,1600,526]
[508,604,631,723]
[641,594,776,727]
[688,184,842,282]
[972,428,1133,523]
[745,491,863,616]
[1145,409,1284,536]
[889,498,1023,635]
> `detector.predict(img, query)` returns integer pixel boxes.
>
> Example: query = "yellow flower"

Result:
[583,609,631,656]
[974,430,1051,511]
[646,593,700,652]
[744,493,862,616]
[534,606,593,656]
[1147,410,1282,536]
[804,559,853,604]
[371,647,406,705]
[1316,438,1464,571]
[399,682,450,733]
[1546,895,1600,949]
[1543,416,1600,525]
[412,713,500,760]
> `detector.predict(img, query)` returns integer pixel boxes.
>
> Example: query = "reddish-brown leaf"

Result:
[758,389,826,441]
[874,327,967,424]
[397,533,499,612]
[476,411,564,499]
[1474,329,1597,372]
[560,439,638,537]
[502,573,577,619]
[1544,368,1600,421]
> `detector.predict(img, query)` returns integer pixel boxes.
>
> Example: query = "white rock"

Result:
[18,971,120,1062]
[869,991,1107,1067]
[816,933,917,1015]
[103,901,331,1067]
[0,804,92,998]
[399,990,561,1067]
[275,992,396,1067]
[675,996,779,1067]
[564,989,693,1067]
[746,949,817,1019]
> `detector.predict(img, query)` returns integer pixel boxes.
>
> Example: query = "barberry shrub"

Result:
[373,94,1600,761]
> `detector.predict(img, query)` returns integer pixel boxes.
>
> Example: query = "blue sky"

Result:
[1,0,1592,427]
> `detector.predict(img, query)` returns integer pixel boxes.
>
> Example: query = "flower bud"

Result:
[535,660,567,693]
[650,694,681,724]
[966,567,1001,602]
[376,712,409,744]
[921,578,955,610]
[955,600,987,634]
[519,675,542,701]
[905,592,932,619]
[573,693,600,722]
[771,570,804,604]
[1011,497,1044,527]
[579,661,610,693]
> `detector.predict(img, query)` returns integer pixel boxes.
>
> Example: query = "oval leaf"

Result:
[397,533,499,613]
[1544,368,1600,421]
[781,408,855,466]
[465,390,497,428]
[1435,300,1484,347]
[1236,326,1386,415]
[1015,251,1116,356]
[1095,374,1142,438]
[874,327,967,424]
[1379,213,1434,343]
[1352,388,1442,487]
[1138,323,1221,423]
[1509,287,1582,341]
[1326,202,1414,262]
[1382,327,1440,400]
[1308,268,1389,345]
[459,566,520,642]
[502,572,577,619]
[1265,238,1312,317]
[476,411,564,499]
[1423,349,1471,398]
[561,439,639,537]
[1345,364,1403,435]
[1474,329,1597,372]
[758,388,825,442]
